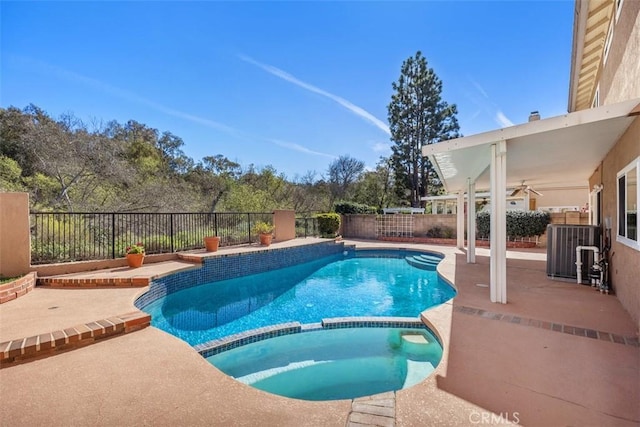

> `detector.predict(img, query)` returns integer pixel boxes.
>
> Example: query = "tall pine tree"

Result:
[387,51,460,207]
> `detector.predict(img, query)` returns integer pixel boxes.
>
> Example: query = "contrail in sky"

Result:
[495,111,514,128]
[467,77,515,128]
[14,55,344,159]
[269,139,337,159]
[19,56,240,136]
[238,54,391,136]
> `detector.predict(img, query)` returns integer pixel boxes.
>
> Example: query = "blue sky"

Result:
[1,1,574,180]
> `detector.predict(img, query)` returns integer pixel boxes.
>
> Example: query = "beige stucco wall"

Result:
[532,187,589,211]
[341,214,460,239]
[591,117,640,328]
[0,192,31,277]
[600,0,640,106]
[272,210,295,242]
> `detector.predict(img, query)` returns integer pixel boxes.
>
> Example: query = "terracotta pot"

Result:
[259,233,273,246]
[126,253,145,268]
[204,236,220,252]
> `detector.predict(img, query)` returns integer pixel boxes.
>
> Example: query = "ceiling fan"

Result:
[510,181,543,197]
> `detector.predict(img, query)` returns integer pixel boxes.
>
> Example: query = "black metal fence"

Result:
[295,215,319,238]
[30,211,321,265]
[30,212,273,265]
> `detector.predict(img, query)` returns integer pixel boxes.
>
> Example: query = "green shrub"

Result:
[476,210,551,239]
[316,213,341,237]
[334,201,377,214]
[426,225,455,239]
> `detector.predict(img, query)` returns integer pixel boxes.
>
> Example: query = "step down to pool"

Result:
[405,255,440,271]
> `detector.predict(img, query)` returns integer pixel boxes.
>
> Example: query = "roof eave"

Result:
[568,0,590,112]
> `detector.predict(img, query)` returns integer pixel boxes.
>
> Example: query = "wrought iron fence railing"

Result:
[295,215,319,238]
[30,212,273,265]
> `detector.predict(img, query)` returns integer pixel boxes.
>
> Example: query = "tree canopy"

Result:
[3,53,462,215]
[387,51,460,207]
[0,105,394,213]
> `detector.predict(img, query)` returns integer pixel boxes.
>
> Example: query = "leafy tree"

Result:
[157,131,193,175]
[352,156,398,211]
[288,171,329,214]
[185,155,240,212]
[0,155,24,191]
[327,155,365,207]
[387,51,460,207]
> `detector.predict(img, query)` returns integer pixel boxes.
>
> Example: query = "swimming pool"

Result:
[140,249,455,346]
[206,325,443,401]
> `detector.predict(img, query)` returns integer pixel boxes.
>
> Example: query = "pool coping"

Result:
[195,317,437,358]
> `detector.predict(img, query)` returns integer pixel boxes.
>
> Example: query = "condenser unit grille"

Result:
[546,224,601,283]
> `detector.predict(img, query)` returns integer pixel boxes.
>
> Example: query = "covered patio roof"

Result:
[422,98,639,305]
[423,98,640,194]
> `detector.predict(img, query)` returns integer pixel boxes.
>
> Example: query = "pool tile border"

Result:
[454,305,639,347]
[196,317,434,358]
[135,240,352,310]
[195,323,302,358]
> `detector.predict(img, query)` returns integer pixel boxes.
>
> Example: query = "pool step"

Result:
[405,255,441,271]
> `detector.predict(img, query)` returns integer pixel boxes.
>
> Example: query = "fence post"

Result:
[170,213,174,253]
[111,213,116,259]
[248,213,252,243]
[214,213,218,237]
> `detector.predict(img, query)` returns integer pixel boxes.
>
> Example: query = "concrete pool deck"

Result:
[0,239,638,426]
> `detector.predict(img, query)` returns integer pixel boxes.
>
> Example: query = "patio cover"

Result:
[422,98,640,303]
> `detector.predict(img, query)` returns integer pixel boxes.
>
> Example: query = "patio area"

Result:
[0,239,638,426]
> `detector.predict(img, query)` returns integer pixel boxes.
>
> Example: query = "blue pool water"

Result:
[142,250,455,346]
[207,327,443,401]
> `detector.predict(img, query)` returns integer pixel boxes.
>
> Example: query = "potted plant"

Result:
[203,235,220,252]
[252,221,275,246]
[125,242,145,268]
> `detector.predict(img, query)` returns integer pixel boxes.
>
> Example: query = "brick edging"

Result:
[37,277,150,288]
[0,272,37,304]
[0,311,151,368]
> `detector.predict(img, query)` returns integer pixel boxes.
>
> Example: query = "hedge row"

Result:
[476,210,550,239]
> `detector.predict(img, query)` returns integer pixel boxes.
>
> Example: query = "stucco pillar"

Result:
[467,179,476,263]
[456,191,465,249]
[272,210,296,242]
[490,142,507,304]
[0,192,31,277]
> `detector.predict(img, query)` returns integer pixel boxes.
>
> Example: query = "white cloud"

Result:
[495,110,514,128]
[238,54,391,136]
[268,139,337,159]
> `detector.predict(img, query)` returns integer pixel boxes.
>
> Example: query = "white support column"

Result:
[490,141,507,304]
[467,178,476,263]
[456,191,465,249]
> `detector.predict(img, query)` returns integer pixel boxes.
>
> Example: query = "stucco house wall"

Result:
[590,118,640,327]
[600,1,640,106]
[582,0,640,328]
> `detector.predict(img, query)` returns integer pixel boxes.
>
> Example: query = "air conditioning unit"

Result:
[546,224,601,283]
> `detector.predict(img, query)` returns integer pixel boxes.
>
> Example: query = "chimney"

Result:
[528,111,540,122]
